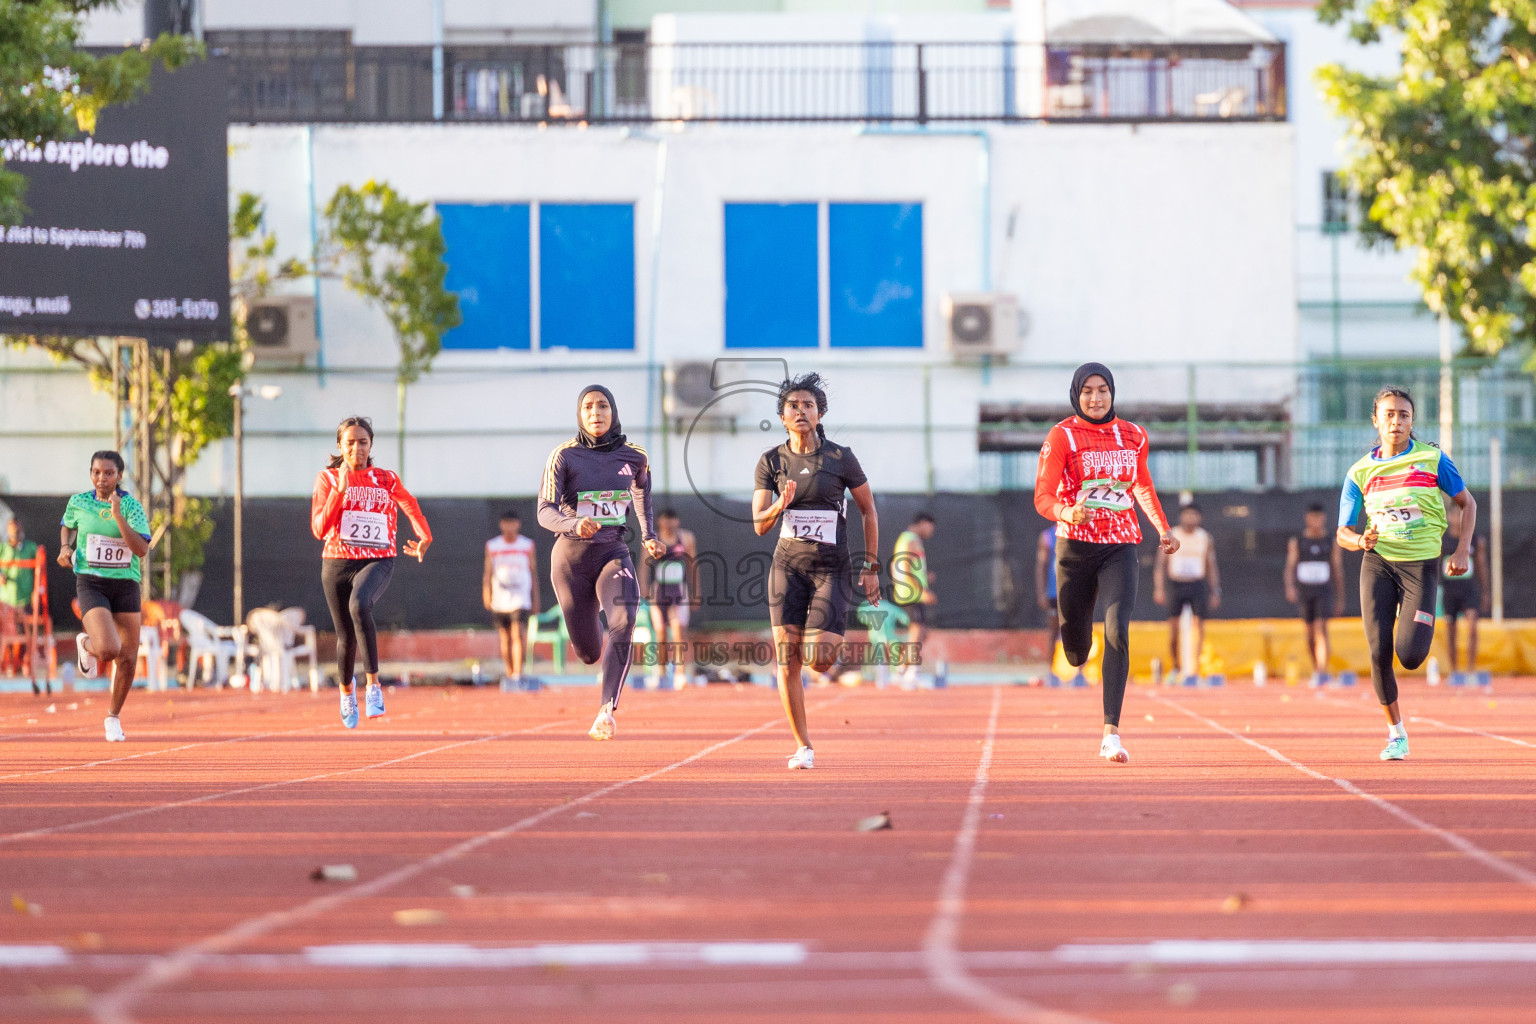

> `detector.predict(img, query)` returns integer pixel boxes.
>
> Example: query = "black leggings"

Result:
[1056,538,1139,727]
[1359,552,1437,706]
[551,538,639,709]
[321,557,395,684]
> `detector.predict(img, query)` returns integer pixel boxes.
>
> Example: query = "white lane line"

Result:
[0,724,328,781]
[1409,716,1536,749]
[304,941,808,968]
[12,939,1536,974]
[90,694,850,1024]
[921,686,1106,1024]
[1150,692,1536,889]
[0,718,575,847]
[1052,940,1536,965]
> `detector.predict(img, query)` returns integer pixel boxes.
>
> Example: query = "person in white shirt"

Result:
[1153,503,1221,677]
[483,510,540,682]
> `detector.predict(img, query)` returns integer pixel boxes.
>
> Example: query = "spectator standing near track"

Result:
[1153,503,1220,680]
[1284,503,1345,679]
[311,416,432,730]
[1035,362,1177,764]
[58,451,150,742]
[484,510,538,685]
[641,509,698,690]
[539,385,663,742]
[1439,511,1489,676]
[752,372,879,770]
[1336,386,1475,761]
[1,519,41,687]
[1035,526,1060,662]
[890,512,936,685]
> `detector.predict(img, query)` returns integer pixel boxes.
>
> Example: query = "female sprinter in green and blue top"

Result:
[539,385,665,742]
[59,450,151,742]
[1336,386,1475,761]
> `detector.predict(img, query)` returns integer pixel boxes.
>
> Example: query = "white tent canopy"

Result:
[1037,0,1279,45]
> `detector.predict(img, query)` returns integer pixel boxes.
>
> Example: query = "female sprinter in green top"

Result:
[1336,387,1475,761]
[59,450,152,742]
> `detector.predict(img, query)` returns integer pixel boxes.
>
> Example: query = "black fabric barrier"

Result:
[5,490,1528,631]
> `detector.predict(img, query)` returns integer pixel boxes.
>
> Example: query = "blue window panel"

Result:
[439,204,530,350]
[540,203,635,350]
[829,202,924,349]
[724,203,819,349]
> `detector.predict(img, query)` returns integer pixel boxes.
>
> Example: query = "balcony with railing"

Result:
[209,33,1286,125]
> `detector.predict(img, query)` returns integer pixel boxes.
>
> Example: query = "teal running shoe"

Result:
[1380,735,1409,761]
[340,688,359,729]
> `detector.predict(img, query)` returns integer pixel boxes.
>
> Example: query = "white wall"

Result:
[202,0,596,45]
[0,118,1292,498]
[78,0,145,46]
[1234,1,1436,358]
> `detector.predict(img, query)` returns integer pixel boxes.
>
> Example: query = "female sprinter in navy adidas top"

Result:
[539,386,665,741]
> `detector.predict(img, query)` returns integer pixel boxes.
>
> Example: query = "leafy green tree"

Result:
[1316,0,1536,355]
[0,0,201,223]
[322,180,461,472]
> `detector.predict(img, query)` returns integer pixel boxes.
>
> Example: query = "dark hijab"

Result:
[576,384,626,451]
[1069,362,1116,426]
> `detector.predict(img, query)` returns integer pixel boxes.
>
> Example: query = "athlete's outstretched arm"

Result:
[310,469,345,541]
[391,475,433,551]
[1129,440,1171,537]
[628,450,657,544]
[1033,427,1069,522]
[537,448,581,538]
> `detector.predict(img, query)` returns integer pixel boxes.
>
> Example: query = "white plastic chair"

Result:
[180,609,241,687]
[246,607,321,694]
[137,626,168,691]
[279,607,321,693]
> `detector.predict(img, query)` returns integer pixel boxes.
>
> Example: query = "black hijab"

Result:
[576,384,626,451]
[1069,362,1116,426]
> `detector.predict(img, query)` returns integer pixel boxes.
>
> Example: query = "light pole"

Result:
[229,382,282,625]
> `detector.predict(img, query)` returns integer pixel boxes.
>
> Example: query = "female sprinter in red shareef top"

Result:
[1034,362,1179,764]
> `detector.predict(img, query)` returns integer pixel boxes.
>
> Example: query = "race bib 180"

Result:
[340,509,391,549]
[577,490,630,526]
[1081,478,1133,511]
[85,534,133,569]
[781,509,837,544]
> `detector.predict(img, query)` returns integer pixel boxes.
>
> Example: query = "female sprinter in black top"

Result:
[539,386,665,741]
[752,373,879,769]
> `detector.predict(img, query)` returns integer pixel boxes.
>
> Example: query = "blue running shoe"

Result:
[1380,736,1409,761]
[364,682,386,718]
[340,688,359,729]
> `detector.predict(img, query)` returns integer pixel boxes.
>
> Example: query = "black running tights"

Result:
[321,557,395,684]
[1359,552,1437,706]
[1056,538,1139,727]
[550,538,639,709]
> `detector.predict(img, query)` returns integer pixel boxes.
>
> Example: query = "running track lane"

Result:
[1,683,1533,1022]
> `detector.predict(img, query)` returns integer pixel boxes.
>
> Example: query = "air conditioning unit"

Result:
[245,296,318,366]
[664,361,749,421]
[943,293,1022,361]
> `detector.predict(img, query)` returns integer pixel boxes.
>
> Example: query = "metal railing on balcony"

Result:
[209,35,1286,125]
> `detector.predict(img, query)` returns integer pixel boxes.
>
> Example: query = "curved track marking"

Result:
[90,694,851,1024]
[1151,692,1536,889]
[0,718,575,847]
[922,686,1107,1024]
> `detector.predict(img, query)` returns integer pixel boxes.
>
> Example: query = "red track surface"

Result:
[2,681,1533,1023]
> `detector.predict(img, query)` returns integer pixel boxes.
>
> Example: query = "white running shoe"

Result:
[76,633,97,677]
[1099,734,1129,764]
[104,715,125,742]
[589,702,616,741]
[787,746,815,769]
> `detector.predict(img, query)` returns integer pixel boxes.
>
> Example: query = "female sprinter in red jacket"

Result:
[1035,363,1178,764]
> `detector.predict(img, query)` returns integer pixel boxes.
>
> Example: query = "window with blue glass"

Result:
[829,202,923,348]
[438,204,531,350]
[724,203,819,350]
[540,203,635,351]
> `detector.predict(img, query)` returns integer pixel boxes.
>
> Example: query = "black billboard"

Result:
[0,55,229,343]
